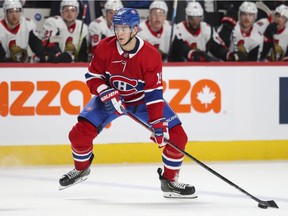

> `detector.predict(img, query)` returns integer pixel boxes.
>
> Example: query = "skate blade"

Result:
[58,176,88,191]
[163,192,198,199]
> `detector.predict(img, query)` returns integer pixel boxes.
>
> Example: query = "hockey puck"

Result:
[258,203,268,209]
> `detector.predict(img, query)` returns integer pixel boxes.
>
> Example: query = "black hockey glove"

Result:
[0,42,8,62]
[227,51,246,62]
[218,17,237,47]
[221,16,237,29]
[264,22,278,41]
[189,50,214,62]
[49,52,73,63]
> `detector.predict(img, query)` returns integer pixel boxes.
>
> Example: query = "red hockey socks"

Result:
[69,120,98,170]
[162,124,188,181]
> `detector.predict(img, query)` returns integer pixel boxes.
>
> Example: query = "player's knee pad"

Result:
[164,124,188,156]
[69,119,98,153]
[170,124,188,150]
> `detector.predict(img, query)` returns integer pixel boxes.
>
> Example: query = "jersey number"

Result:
[91,35,99,44]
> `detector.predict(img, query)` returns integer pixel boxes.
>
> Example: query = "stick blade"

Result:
[259,200,279,209]
[267,200,279,208]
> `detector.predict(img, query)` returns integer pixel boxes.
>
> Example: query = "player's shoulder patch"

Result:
[95,18,102,24]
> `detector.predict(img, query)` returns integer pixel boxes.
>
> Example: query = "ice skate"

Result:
[157,168,197,199]
[59,154,94,190]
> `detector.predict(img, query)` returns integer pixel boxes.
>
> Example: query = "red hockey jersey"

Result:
[86,36,164,123]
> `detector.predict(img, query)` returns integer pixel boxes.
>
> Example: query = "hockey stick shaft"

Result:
[75,3,88,61]
[167,0,178,61]
[232,29,238,53]
[256,1,272,18]
[126,111,278,208]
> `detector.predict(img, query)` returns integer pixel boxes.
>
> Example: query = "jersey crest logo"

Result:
[8,40,27,62]
[110,75,139,96]
[64,37,76,56]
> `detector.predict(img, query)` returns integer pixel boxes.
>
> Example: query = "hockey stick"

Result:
[75,3,88,62]
[125,111,279,209]
[232,28,238,53]
[167,0,178,61]
[230,28,241,61]
[255,1,272,19]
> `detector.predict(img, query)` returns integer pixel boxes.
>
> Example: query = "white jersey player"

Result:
[88,0,123,56]
[137,0,173,62]
[0,0,43,62]
[257,4,288,61]
[42,0,89,62]
[171,1,234,62]
[218,1,264,61]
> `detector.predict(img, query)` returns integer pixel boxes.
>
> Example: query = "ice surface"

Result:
[0,161,287,216]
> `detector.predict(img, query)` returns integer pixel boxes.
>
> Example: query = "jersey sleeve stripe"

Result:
[97,84,109,94]
[85,72,105,81]
[145,88,163,104]
[146,99,164,106]
[144,86,163,93]
[125,94,145,103]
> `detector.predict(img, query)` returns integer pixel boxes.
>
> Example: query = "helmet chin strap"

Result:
[122,27,137,46]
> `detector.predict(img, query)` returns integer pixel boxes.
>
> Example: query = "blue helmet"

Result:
[112,8,140,28]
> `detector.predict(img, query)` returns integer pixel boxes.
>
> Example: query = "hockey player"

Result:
[170,1,237,62]
[218,1,264,61]
[88,0,123,57]
[257,4,288,61]
[0,0,70,63]
[42,0,89,62]
[137,0,173,62]
[59,7,196,199]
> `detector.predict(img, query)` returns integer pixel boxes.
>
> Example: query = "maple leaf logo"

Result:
[197,85,216,108]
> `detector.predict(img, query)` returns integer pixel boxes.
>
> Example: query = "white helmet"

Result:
[104,0,123,11]
[149,0,168,14]
[60,0,79,13]
[274,4,288,20]
[185,2,204,17]
[239,1,258,15]
[3,0,22,15]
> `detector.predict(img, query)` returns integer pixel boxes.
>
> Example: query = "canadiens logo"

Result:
[110,75,139,96]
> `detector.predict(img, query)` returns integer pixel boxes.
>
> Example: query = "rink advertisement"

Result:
[0,63,288,165]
